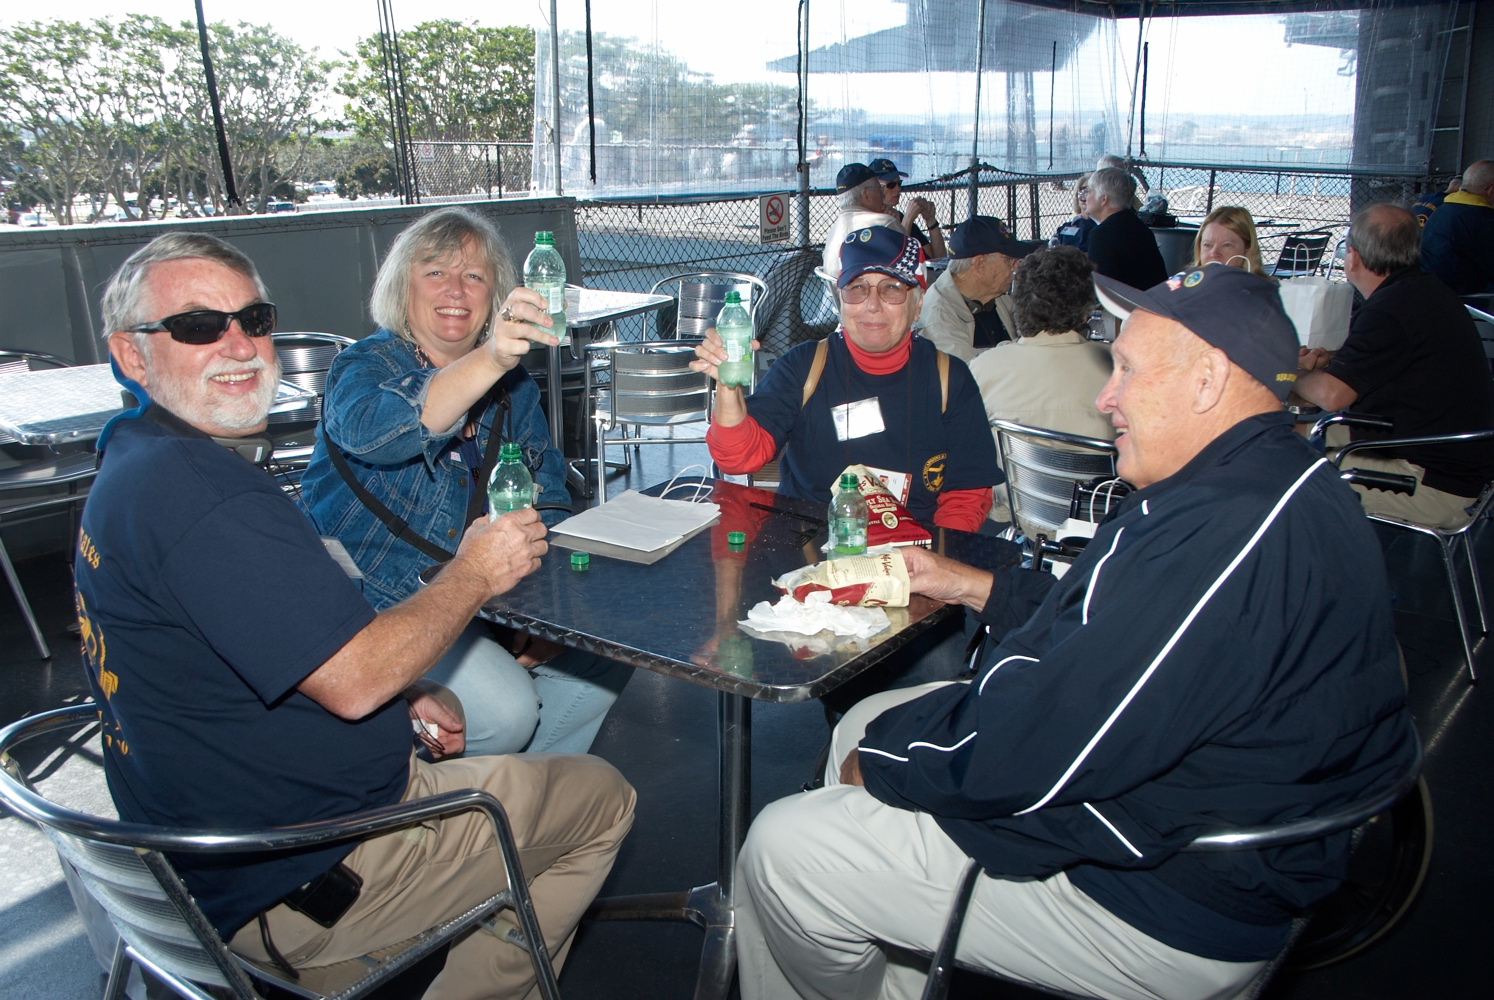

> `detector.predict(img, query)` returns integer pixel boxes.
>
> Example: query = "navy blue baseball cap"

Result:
[836,163,876,193]
[838,226,922,288]
[949,216,1043,260]
[1094,264,1300,400]
[867,157,908,180]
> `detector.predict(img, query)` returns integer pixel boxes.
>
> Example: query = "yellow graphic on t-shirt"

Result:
[75,590,113,699]
[78,528,100,569]
[922,453,947,493]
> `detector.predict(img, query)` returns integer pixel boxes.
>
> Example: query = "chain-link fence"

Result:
[409,142,535,199]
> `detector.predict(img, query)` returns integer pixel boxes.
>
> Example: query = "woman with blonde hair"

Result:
[1191,206,1265,275]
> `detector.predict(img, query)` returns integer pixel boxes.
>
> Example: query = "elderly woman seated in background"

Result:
[301,206,630,757]
[1191,205,1266,275]
[1051,171,1096,252]
[967,246,1115,535]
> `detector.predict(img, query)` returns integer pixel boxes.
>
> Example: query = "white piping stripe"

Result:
[1084,802,1144,858]
[860,746,909,763]
[978,655,1039,695]
[908,732,978,754]
[1015,458,1329,816]
[1141,499,1150,515]
[1081,528,1125,626]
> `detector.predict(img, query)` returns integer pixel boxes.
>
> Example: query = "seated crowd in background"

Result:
[1295,203,1494,529]
[968,245,1114,534]
[915,215,1039,360]
[869,156,947,260]
[1051,171,1096,253]
[1419,158,1494,295]
[1191,205,1266,275]
[1083,167,1170,290]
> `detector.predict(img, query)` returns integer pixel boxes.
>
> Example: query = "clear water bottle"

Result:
[827,473,868,557]
[714,290,754,388]
[523,231,569,347]
[488,442,534,518]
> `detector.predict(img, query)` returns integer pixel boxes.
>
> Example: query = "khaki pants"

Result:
[231,753,635,1000]
[1327,425,1476,530]
[734,684,1263,1000]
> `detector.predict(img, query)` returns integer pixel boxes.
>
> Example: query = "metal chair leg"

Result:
[0,536,50,659]
[1438,537,1478,682]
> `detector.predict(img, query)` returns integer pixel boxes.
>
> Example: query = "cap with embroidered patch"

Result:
[838,226,922,288]
[949,215,1044,260]
[836,163,876,193]
[867,157,908,180]
[1094,264,1300,400]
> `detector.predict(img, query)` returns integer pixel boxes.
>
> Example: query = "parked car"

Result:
[266,200,296,214]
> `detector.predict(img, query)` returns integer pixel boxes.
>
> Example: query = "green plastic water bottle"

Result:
[523,232,569,347]
[488,442,534,518]
[715,290,754,388]
[828,473,868,557]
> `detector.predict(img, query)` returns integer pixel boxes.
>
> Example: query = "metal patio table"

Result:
[0,362,316,445]
[429,478,1020,999]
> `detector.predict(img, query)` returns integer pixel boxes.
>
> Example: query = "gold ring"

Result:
[500,307,515,322]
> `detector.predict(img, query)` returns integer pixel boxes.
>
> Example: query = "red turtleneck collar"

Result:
[840,329,913,375]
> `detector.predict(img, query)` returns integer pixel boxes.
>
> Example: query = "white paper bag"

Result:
[1278,277,1353,351]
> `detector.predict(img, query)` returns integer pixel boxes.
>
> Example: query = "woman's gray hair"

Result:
[1087,167,1135,209]
[100,233,270,346]
[370,207,517,341]
[837,177,881,211]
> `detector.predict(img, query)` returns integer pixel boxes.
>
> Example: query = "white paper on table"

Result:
[552,490,720,553]
[739,592,892,638]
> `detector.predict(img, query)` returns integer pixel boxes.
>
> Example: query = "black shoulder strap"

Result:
[323,427,455,563]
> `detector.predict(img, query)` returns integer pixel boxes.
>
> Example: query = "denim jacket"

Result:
[301,329,571,611]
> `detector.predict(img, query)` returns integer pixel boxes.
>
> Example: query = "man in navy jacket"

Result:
[735,265,1418,1000]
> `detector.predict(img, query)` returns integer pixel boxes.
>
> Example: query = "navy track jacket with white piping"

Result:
[860,411,1417,926]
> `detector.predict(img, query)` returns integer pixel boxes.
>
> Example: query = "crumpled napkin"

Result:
[739,590,891,639]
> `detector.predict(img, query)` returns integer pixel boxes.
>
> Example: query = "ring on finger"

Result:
[500,306,515,322]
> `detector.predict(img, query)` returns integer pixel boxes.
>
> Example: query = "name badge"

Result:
[831,397,885,442]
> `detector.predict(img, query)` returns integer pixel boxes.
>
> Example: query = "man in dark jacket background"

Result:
[734,265,1417,1000]
[1084,166,1169,290]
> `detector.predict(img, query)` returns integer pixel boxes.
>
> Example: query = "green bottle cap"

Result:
[724,290,741,304]
[570,551,590,570]
[499,441,521,460]
[727,531,746,545]
[535,231,553,245]
[840,473,859,490]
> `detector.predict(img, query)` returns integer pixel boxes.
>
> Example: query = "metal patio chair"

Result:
[649,271,769,340]
[1268,231,1333,279]
[0,703,562,1000]
[267,332,356,480]
[586,339,711,500]
[991,419,1119,543]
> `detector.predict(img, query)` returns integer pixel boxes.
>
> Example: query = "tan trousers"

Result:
[735,684,1263,1000]
[1327,425,1477,530]
[231,752,635,1000]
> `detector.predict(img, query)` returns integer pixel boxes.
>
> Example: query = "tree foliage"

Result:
[0,16,331,222]
[339,21,535,144]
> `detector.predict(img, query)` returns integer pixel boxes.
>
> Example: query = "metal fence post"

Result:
[1206,169,1216,214]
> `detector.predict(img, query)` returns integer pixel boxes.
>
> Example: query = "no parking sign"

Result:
[759,193,790,244]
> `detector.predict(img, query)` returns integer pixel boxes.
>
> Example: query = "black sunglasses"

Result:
[129,302,277,344]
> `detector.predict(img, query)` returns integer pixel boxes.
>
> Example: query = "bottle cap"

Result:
[727,531,746,545]
[499,441,521,460]
[570,551,590,570]
[840,473,859,489]
[724,290,741,304]
[535,231,553,244]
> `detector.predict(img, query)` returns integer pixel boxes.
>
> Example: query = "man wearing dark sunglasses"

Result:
[79,232,634,997]
[869,157,946,260]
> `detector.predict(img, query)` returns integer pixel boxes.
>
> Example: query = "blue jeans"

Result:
[424,621,633,756]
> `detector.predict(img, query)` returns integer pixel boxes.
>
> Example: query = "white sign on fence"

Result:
[759,193,791,244]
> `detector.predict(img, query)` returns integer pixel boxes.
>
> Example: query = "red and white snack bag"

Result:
[838,464,932,548]
[773,549,911,608]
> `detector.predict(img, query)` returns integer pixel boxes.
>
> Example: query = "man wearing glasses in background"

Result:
[869,157,947,260]
[75,232,633,997]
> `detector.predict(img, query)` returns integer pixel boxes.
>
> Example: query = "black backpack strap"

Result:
[464,389,511,527]
[322,423,456,563]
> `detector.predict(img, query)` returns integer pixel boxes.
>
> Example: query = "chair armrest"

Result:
[1332,427,1494,466]
[1306,412,1394,453]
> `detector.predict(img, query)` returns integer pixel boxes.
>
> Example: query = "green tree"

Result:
[339,20,535,144]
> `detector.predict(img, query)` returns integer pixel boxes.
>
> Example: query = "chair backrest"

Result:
[608,342,711,424]
[0,349,73,446]
[992,420,1118,539]
[268,332,355,426]
[650,272,769,339]
[1269,232,1332,278]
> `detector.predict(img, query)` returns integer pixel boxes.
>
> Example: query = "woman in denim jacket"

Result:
[302,207,630,756]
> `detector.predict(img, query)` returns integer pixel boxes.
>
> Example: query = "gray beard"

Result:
[148,356,281,433]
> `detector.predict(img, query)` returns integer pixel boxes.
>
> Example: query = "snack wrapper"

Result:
[838,465,933,548]
[773,549,910,608]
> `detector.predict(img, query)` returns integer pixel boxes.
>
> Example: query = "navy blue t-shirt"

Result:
[745,333,1001,522]
[75,408,405,937]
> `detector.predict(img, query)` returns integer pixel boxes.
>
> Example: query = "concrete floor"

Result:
[1,435,1489,999]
